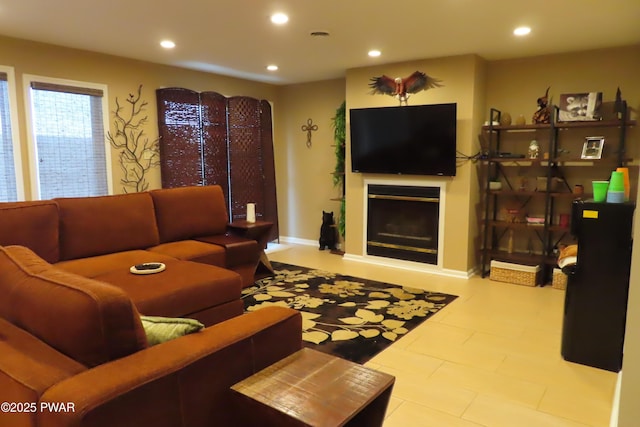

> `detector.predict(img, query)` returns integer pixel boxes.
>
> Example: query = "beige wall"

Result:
[282,45,640,275]
[344,54,486,273]
[485,45,640,195]
[485,45,640,121]
[275,79,346,242]
[0,35,278,198]
[619,180,640,426]
[470,57,488,267]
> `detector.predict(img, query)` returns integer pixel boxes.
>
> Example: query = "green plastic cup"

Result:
[592,180,609,202]
[609,171,625,192]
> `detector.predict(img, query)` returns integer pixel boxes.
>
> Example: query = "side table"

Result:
[228,220,274,274]
[230,348,395,426]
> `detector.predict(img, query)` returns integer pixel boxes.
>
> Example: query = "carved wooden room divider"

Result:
[156,88,278,242]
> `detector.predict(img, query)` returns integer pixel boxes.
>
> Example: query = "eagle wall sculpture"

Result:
[369,71,443,105]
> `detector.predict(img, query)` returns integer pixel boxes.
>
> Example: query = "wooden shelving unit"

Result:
[479,104,636,284]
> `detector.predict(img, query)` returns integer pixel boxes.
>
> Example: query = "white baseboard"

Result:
[278,237,472,278]
[279,236,317,247]
[611,370,622,427]
[343,253,472,279]
[264,242,291,255]
[279,236,345,251]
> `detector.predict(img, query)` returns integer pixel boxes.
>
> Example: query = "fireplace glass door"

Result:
[367,185,439,265]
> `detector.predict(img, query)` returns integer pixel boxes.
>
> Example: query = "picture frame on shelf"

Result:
[558,92,603,122]
[581,136,605,159]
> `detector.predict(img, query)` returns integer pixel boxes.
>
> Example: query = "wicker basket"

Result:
[490,261,541,287]
[552,268,567,290]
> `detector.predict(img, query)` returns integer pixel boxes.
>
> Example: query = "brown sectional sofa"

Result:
[0,245,302,427]
[0,185,264,326]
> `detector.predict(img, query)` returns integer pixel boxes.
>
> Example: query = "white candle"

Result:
[247,203,256,223]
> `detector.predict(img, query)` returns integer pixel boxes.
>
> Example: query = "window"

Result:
[0,66,23,201]
[24,76,111,199]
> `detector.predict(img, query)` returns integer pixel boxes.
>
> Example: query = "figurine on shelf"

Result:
[532,87,551,124]
[528,140,540,159]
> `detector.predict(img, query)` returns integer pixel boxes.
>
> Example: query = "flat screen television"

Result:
[350,103,457,176]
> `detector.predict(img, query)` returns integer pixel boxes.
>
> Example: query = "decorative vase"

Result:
[500,112,512,126]
[515,115,526,126]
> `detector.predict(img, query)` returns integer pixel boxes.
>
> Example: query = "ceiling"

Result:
[1,0,639,85]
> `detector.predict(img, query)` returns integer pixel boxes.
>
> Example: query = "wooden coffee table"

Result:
[230,348,395,426]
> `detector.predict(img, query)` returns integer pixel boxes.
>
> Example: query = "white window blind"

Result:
[29,81,108,199]
[0,72,18,201]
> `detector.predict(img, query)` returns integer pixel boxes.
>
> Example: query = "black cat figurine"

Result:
[319,211,337,250]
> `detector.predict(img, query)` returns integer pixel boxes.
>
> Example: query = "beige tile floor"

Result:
[267,244,618,427]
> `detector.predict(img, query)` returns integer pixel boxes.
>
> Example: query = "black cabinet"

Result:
[562,200,634,372]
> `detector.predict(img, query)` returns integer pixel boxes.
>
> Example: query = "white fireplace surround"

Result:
[345,177,450,276]
[280,176,469,279]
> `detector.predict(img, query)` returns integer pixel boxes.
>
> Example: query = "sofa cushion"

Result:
[139,315,205,345]
[55,250,177,278]
[0,246,147,367]
[147,240,226,266]
[151,185,229,243]
[92,260,242,319]
[55,192,160,260]
[0,201,60,263]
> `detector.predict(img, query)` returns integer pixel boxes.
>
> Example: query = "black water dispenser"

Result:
[561,200,635,372]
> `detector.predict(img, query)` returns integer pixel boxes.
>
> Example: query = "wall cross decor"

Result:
[301,118,318,148]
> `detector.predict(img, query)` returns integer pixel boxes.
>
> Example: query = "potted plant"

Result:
[331,101,346,239]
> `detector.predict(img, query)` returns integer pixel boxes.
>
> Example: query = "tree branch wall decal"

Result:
[107,84,159,193]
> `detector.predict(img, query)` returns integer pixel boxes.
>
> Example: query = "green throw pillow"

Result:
[140,315,205,346]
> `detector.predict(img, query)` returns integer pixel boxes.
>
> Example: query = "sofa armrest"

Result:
[38,307,302,427]
[0,318,87,427]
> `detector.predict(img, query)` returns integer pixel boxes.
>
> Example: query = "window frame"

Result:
[0,65,25,201]
[22,74,113,199]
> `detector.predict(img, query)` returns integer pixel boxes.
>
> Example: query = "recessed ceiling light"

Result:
[513,26,531,36]
[160,40,176,49]
[266,65,279,71]
[271,13,289,25]
[368,50,381,57]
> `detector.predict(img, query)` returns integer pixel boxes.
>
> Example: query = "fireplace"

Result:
[366,184,441,265]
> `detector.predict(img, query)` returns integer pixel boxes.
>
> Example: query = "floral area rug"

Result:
[242,262,458,364]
